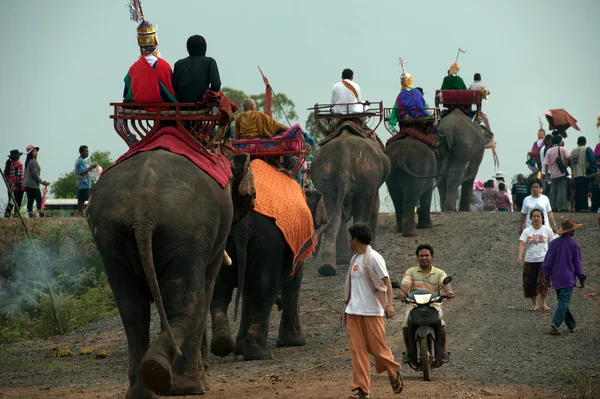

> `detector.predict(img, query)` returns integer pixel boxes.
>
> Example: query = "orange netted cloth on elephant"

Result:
[250,159,316,273]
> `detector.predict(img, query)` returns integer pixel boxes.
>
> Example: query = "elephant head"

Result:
[230,153,256,222]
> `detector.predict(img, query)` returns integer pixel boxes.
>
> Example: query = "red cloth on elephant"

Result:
[250,159,316,274]
[106,126,232,188]
[386,127,437,148]
[200,90,239,125]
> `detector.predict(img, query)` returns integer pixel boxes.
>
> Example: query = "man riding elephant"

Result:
[234,98,289,139]
[441,63,467,90]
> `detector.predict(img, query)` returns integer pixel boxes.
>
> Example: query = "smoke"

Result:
[0,221,101,317]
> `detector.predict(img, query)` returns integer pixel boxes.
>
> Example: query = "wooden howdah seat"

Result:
[310,101,383,136]
[110,102,223,148]
[383,108,439,136]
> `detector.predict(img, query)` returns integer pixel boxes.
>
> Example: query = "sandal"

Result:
[541,305,550,311]
[348,388,370,399]
[550,324,561,335]
[529,306,538,311]
[390,370,404,394]
[441,352,450,363]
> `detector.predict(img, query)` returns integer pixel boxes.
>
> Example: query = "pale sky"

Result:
[1,0,599,207]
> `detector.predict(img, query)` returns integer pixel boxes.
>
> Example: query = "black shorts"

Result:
[78,189,90,202]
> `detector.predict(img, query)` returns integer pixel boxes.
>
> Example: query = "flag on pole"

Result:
[458,48,467,54]
[258,67,273,118]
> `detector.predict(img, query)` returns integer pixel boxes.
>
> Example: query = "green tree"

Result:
[50,151,113,199]
[304,111,323,144]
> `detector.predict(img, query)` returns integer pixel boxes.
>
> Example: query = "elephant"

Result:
[436,108,495,211]
[210,190,327,361]
[311,128,391,276]
[86,150,255,399]
[385,136,437,236]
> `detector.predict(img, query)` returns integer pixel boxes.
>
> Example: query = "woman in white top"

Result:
[517,209,554,311]
[519,178,558,234]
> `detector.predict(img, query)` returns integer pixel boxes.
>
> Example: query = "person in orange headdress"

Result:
[123,19,177,103]
[441,63,467,90]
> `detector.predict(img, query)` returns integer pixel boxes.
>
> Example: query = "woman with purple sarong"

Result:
[389,60,431,127]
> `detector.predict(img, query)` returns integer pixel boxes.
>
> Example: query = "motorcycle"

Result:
[398,276,452,381]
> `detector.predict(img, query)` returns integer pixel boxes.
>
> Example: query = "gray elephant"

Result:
[210,189,326,361]
[436,108,494,211]
[385,136,436,236]
[87,151,255,399]
[311,128,390,276]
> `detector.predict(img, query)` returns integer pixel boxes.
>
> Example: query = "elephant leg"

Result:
[234,288,250,355]
[460,178,475,211]
[318,192,343,277]
[210,244,236,357]
[170,247,225,395]
[141,253,210,395]
[335,218,352,265]
[242,255,282,361]
[417,183,434,229]
[277,262,306,347]
[352,189,379,240]
[386,175,404,233]
[100,248,157,399]
[442,165,465,211]
[400,183,420,237]
[369,194,381,246]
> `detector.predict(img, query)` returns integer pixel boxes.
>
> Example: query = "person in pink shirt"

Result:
[496,183,513,211]
[543,135,571,211]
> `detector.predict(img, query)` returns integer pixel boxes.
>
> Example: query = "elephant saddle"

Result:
[318,120,383,151]
[250,159,316,274]
[386,127,438,149]
[104,126,232,188]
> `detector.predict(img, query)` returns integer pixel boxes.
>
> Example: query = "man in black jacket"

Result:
[173,35,221,102]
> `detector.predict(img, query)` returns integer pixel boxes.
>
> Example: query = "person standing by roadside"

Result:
[519,179,558,234]
[518,209,554,311]
[543,135,570,212]
[75,145,97,217]
[542,218,587,335]
[511,174,530,212]
[4,149,26,217]
[344,223,403,398]
[496,183,512,212]
[570,136,597,212]
[494,171,513,210]
[482,180,501,211]
[23,145,50,218]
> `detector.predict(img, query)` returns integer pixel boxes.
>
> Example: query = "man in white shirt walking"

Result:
[331,69,367,115]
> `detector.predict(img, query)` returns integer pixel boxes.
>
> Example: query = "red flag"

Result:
[259,67,273,117]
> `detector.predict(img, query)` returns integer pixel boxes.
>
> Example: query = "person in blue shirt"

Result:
[75,145,97,217]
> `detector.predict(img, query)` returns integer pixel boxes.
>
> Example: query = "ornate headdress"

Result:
[537,117,545,138]
[399,58,413,89]
[128,1,159,55]
[449,63,460,74]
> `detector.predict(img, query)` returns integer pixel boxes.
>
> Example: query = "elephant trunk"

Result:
[134,228,182,358]
[232,228,249,322]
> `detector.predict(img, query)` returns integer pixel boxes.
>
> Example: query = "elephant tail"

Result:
[134,228,182,358]
[396,155,443,179]
[232,229,249,322]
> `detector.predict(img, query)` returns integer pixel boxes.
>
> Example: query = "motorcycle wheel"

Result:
[420,336,431,381]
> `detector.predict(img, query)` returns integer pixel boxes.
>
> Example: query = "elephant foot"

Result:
[210,331,234,357]
[126,383,158,399]
[318,263,337,277]
[416,222,433,229]
[243,345,272,361]
[402,231,417,237]
[395,225,402,233]
[233,338,244,356]
[169,369,209,395]
[276,332,306,347]
[141,351,173,395]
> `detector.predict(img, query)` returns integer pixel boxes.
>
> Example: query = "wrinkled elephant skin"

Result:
[437,109,492,212]
[210,191,325,361]
[87,151,254,398]
[311,130,390,276]
[385,137,436,236]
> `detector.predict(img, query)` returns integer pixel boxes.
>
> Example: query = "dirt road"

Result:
[1,212,598,398]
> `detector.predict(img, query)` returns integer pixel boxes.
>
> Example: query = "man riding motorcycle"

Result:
[396,244,455,363]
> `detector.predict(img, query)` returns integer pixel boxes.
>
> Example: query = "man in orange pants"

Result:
[343,223,403,398]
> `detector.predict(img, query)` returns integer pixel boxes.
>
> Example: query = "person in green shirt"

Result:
[441,63,467,90]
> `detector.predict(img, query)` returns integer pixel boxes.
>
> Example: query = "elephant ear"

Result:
[231,153,256,222]
[305,190,328,228]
